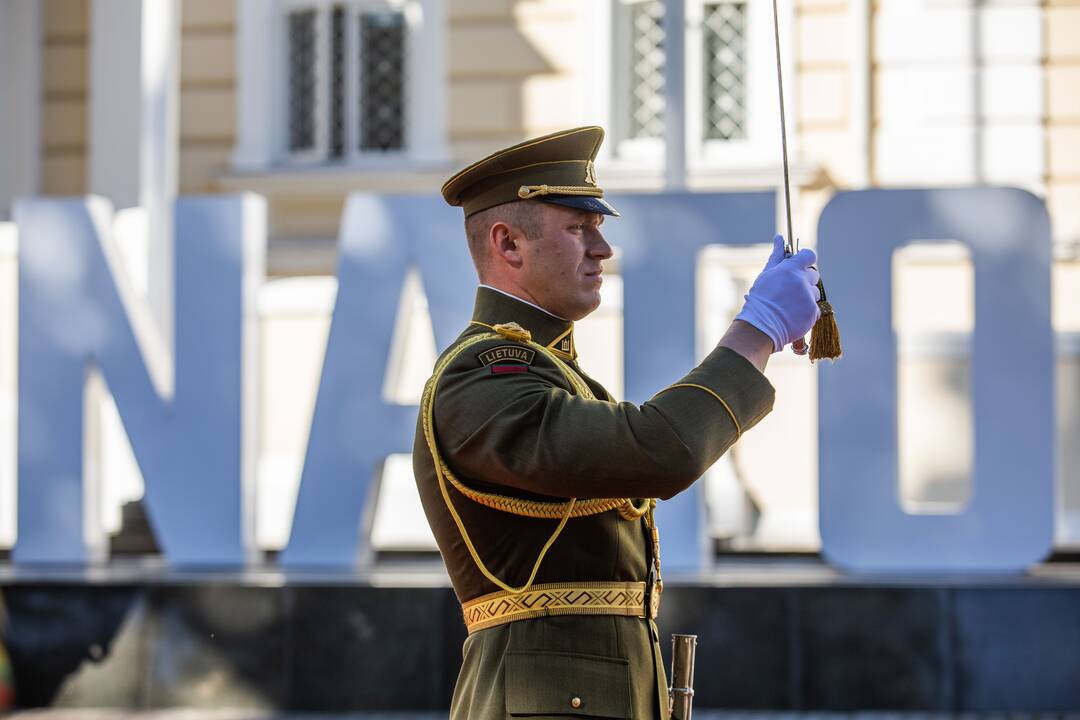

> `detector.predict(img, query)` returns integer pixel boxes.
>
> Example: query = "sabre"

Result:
[668,634,697,719]
[771,0,795,257]
[770,0,842,361]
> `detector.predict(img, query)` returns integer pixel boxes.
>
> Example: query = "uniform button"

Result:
[570,696,583,709]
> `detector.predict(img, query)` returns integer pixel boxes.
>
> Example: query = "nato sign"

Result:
[11,188,1056,572]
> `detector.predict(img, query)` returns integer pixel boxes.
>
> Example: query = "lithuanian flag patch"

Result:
[490,364,530,374]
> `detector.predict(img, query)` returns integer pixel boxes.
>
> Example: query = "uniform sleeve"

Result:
[431,338,775,501]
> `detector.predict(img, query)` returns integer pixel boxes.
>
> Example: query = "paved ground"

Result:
[8,711,1080,720]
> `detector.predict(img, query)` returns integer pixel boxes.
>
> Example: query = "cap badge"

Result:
[585,160,597,186]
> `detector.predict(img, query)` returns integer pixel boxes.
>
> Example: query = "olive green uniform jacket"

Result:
[413,287,775,719]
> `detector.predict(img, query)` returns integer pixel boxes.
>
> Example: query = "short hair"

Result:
[464,200,544,276]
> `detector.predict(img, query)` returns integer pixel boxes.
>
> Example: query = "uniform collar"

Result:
[472,286,577,362]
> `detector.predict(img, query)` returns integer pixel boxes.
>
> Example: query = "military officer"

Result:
[413,126,820,718]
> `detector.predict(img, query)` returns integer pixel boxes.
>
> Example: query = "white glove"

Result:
[734,234,821,352]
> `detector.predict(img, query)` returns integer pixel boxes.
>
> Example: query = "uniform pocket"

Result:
[504,650,632,718]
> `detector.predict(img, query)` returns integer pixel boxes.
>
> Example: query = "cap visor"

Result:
[538,195,620,217]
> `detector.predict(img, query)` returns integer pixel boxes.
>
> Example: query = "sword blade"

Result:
[771,0,795,255]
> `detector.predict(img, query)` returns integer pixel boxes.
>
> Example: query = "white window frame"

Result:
[587,0,793,177]
[233,0,446,172]
[610,0,667,163]
[686,0,782,170]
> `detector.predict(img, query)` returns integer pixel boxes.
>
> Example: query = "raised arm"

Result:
[432,336,774,501]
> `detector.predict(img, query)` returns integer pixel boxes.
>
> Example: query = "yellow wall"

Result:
[41,0,89,195]
[448,0,583,161]
[1047,0,1080,247]
[39,0,238,197]
[179,0,236,194]
[795,0,853,187]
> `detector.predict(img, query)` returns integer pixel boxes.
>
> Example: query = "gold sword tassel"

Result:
[771,0,841,362]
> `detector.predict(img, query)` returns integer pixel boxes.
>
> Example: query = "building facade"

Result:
[6,0,1074,260]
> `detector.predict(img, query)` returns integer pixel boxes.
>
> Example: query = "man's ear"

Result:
[490,221,525,269]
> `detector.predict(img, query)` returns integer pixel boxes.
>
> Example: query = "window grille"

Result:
[627,0,666,140]
[329,6,347,158]
[702,1,748,141]
[285,2,408,163]
[360,12,406,151]
[287,10,318,153]
[626,0,665,142]
[615,0,756,154]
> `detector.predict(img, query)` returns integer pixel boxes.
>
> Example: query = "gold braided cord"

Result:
[432,330,654,519]
[653,382,742,439]
[450,478,653,521]
[421,330,656,594]
[517,184,604,199]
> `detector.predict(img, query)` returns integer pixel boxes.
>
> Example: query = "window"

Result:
[612,0,666,159]
[701,1,749,142]
[605,0,785,170]
[283,1,408,163]
[233,0,446,172]
[620,0,666,148]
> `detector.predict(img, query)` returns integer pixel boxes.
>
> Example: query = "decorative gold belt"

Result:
[462,580,658,634]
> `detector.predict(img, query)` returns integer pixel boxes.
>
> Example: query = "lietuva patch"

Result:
[477,345,536,367]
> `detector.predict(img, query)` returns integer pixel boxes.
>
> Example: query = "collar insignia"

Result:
[547,327,576,362]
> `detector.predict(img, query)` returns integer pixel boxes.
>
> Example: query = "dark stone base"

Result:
[2,562,1079,712]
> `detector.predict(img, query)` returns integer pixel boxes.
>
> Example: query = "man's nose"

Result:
[588,230,614,259]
